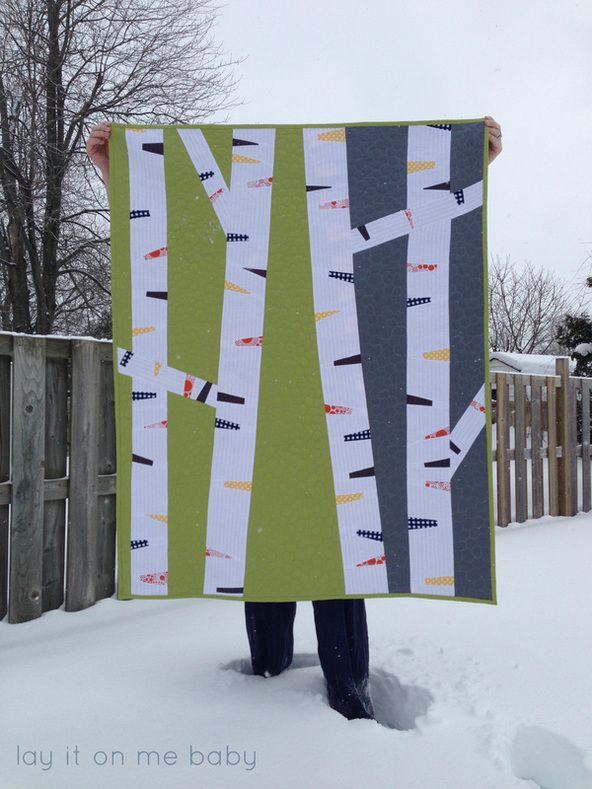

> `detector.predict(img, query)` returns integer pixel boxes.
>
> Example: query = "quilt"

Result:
[110,118,496,604]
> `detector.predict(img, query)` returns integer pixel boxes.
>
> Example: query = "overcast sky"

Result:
[211,0,592,305]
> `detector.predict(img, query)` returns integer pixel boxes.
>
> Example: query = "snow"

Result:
[0,329,111,344]
[574,343,592,358]
[1,514,592,788]
[490,351,577,376]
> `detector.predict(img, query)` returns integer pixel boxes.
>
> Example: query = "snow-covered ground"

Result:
[1,512,591,789]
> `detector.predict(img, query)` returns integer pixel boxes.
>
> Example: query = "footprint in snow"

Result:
[369,667,434,730]
[510,725,592,789]
[221,656,433,731]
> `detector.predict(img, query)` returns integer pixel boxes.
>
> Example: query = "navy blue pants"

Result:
[244,599,374,720]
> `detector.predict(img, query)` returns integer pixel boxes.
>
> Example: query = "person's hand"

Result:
[485,116,502,164]
[86,121,111,187]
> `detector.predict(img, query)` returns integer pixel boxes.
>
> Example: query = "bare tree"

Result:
[488,254,582,354]
[0,0,239,335]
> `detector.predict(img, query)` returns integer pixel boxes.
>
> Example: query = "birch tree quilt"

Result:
[110,119,496,604]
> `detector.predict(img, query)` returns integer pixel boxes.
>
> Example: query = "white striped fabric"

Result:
[405,125,456,595]
[177,128,276,596]
[126,129,169,594]
[302,128,388,595]
[450,383,487,477]
[350,181,483,254]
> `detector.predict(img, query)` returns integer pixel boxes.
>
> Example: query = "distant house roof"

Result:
[489,351,576,376]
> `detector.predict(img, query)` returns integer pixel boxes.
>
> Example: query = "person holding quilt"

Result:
[87,115,502,721]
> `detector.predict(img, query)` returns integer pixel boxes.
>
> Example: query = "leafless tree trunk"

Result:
[0,0,239,335]
[488,253,582,354]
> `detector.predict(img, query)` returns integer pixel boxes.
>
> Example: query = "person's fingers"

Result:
[87,130,110,148]
[484,117,502,140]
[86,122,111,169]
[485,117,503,163]
[490,136,502,148]
[88,140,108,154]
[87,139,107,154]
[86,135,109,157]
[88,122,112,138]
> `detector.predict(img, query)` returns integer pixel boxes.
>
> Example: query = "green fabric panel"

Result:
[243,127,345,601]
[163,126,230,595]
[482,124,498,604]
[109,126,133,599]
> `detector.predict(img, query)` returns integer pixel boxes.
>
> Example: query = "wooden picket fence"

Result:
[0,332,589,624]
[491,356,589,526]
[0,332,116,625]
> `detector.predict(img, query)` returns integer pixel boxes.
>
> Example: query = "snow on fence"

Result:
[0,334,589,624]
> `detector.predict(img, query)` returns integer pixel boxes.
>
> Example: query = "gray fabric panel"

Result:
[353,238,410,593]
[345,125,410,593]
[449,203,492,599]
[450,122,484,191]
[346,126,408,228]
[451,430,491,600]
[449,206,485,427]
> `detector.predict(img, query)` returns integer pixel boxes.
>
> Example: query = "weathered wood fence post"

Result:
[556,356,577,517]
[496,372,511,527]
[65,340,100,611]
[9,336,47,623]
[0,350,10,621]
